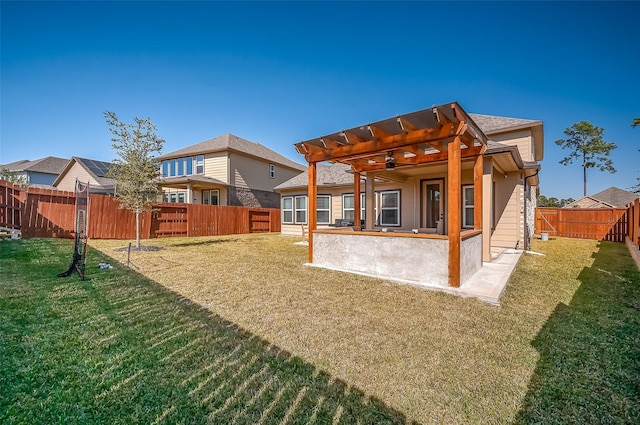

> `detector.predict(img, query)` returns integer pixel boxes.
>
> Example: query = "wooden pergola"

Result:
[294,102,488,287]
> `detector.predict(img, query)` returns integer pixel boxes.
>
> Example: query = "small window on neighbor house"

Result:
[170,193,177,203]
[161,161,169,178]
[195,155,204,174]
[463,185,474,228]
[177,192,186,203]
[169,159,177,177]
[282,196,293,224]
[210,189,220,206]
[177,158,185,176]
[186,157,193,175]
[269,164,275,179]
[162,192,169,203]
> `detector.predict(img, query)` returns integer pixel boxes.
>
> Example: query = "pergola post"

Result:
[308,162,317,263]
[448,136,461,287]
[353,171,361,230]
[365,172,376,230]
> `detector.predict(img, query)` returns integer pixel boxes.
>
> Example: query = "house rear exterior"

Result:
[276,108,543,252]
[157,133,305,208]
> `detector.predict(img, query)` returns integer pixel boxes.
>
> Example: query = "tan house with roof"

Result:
[564,187,640,209]
[53,157,116,194]
[275,102,543,290]
[156,133,305,208]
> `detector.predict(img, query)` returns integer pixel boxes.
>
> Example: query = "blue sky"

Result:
[1,1,638,200]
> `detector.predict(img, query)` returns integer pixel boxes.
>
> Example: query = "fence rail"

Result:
[0,179,280,239]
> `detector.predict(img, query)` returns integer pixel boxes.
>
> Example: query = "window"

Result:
[186,157,193,175]
[177,158,185,176]
[379,190,400,226]
[317,195,331,224]
[162,192,169,203]
[269,164,275,179]
[209,189,219,206]
[161,161,169,177]
[195,155,204,174]
[295,196,307,224]
[282,196,293,224]
[177,192,185,203]
[169,193,177,203]
[169,159,177,177]
[342,193,365,221]
[462,185,474,228]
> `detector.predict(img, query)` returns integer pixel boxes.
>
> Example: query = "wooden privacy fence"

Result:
[536,206,639,246]
[0,179,281,239]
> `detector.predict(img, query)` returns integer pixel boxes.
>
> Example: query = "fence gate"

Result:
[536,208,558,236]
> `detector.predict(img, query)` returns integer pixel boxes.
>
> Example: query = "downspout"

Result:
[523,169,540,251]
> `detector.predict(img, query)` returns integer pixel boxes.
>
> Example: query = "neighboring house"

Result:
[156,133,305,208]
[275,102,543,289]
[0,156,68,186]
[53,157,116,194]
[564,186,640,209]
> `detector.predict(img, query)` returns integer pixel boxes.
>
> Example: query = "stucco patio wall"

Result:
[312,231,483,288]
[312,232,449,286]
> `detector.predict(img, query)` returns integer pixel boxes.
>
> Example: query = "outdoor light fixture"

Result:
[385,151,396,169]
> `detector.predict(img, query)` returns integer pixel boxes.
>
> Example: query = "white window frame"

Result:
[294,196,307,224]
[379,190,400,226]
[203,189,220,206]
[342,193,365,222]
[195,155,204,174]
[462,185,474,229]
[282,196,294,224]
[269,163,275,179]
[316,195,331,225]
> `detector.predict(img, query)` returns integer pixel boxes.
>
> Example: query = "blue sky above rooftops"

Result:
[1,1,638,200]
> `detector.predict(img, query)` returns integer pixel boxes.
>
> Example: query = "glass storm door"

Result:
[423,180,443,230]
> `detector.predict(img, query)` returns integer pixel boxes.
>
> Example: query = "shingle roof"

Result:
[54,157,117,188]
[591,186,640,208]
[1,156,68,174]
[470,114,542,134]
[157,133,305,171]
[274,163,353,191]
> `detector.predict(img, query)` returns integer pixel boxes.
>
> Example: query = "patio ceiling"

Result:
[295,102,488,172]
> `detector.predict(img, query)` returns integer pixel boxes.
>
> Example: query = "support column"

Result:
[448,136,461,287]
[353,171,361,230]
[186,184,193,204]
[308,162,317,263]
[365,172,376,230]
[482,158,493,262]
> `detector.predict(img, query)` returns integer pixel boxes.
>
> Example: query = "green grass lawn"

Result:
[1,235,639,424]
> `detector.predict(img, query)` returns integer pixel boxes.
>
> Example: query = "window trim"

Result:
[462,184,474,229]
[282,196,294,224]
[195,155,204,175]
[294,195,307,224]
[342,193,365,222]
[316,194,331,225]
[378,190,401,227]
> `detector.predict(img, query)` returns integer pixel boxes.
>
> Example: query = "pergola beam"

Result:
[302,124,456,163]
